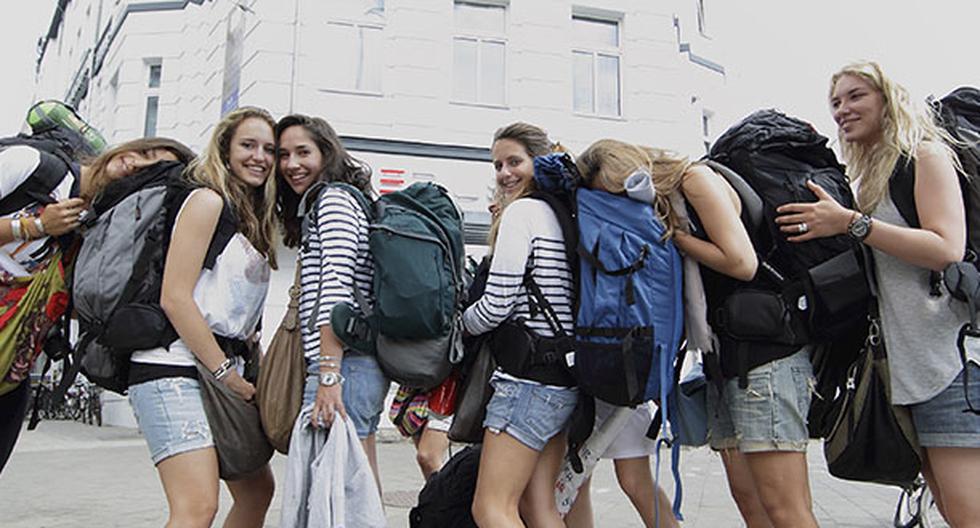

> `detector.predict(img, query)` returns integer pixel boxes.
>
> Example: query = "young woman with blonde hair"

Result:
[127,106,279,527]
[777,60,980,527]
[575,139,807,528]
[466,122,579,528]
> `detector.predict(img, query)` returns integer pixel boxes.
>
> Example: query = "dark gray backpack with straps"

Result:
[300,181,465,390]
[69,161,237,394]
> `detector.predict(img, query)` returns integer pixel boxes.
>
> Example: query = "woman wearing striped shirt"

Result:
[275,114,389,490]
[467,122,579,528]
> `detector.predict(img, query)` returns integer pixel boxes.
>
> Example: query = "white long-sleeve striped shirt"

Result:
[463,198,574,338]
[299,187,374,363]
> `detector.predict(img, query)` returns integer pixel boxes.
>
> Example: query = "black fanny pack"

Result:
[489,320,575,387]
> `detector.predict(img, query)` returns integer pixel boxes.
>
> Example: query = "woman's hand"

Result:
[221,370,256,401]
[775,180,855,243]
[39,197,87,236]
[311,382,346,429]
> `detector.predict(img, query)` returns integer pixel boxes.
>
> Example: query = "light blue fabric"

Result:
[280,405,385,528]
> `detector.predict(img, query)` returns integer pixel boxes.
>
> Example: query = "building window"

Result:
[143,60,161,137]
[696,0,708,36]
[572,15,621,117]
[452,2,506,106]
[322,0,385,93]
[701,109,713,154]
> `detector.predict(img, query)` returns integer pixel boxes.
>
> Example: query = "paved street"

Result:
[1,420,910,527]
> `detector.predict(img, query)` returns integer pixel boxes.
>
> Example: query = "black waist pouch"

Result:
[489,321,574,386]
[804,249,870,341]
[717,289,807,345]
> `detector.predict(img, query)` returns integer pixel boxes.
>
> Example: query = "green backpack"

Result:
[303,181,465,390]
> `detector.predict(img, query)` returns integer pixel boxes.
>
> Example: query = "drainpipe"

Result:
[288,0,299,113]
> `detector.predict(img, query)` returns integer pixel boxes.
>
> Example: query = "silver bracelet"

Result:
[33,216,45,236]
[212,358,234,380]
[10,218,22,241]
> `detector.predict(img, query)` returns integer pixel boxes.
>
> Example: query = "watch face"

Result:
[849,215,870,239]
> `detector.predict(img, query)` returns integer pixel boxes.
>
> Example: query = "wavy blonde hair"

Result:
[831,61,958,212]
[82,137,195,202]
[576,139,694,238]
[487,122,562,251]
[185,106,279,269]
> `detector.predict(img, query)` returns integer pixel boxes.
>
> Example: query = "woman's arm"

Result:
[673,165,758,281]
[775,142,965,271]
[0,146,85,245]
[160,188,255,400]
[462,199,536,336]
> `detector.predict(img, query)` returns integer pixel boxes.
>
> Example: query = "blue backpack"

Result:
[530,153,684,408]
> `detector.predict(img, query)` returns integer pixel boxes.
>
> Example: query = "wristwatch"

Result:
[319,371,345,387]
[847,213,873,242]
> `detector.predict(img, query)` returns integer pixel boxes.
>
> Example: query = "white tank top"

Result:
[131,190,270,366]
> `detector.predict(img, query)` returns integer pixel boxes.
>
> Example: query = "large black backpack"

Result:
[888,87,980,414]
[409,445,481,528]
[703,110,870,388]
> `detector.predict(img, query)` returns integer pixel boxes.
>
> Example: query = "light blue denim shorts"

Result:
[129,377,214,465]
[910,362,980,448]
[303,355,390,439]
[483,373,579,451]
[707,346,814,453]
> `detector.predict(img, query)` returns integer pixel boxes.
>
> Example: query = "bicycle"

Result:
[894,476,947,528]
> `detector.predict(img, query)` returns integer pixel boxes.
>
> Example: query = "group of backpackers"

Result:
[1,58,979,528]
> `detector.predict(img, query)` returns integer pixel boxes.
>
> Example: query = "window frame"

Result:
[142,59,162,137]
[318,3,386,96]
[571,14,624,119]
[451,1,508,108]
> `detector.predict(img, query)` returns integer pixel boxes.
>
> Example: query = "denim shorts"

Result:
[303,355,390,439]
[129,377,214,465]
[910,362,980,448]
[707,346,814,453]
[483,374,579,451]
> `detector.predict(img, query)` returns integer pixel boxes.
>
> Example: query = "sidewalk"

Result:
[1,420,904,527]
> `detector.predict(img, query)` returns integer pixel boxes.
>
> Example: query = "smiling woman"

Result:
[126,106,280,528]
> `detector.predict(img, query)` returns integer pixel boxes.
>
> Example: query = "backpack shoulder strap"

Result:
[888,155,920,228]
[327,182,375,221]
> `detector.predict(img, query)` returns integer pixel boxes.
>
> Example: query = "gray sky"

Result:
[0,0,54,136]
[1,0,977,142]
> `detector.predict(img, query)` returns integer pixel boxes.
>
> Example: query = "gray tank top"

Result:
[871,193,980,405]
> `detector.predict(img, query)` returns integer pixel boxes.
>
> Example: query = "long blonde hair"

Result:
[576,139,694,238]
[831,61,957,212]
[487,122,561,250]
[185,107,279,269]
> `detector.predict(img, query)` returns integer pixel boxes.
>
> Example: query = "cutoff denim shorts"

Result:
[303,355,390,439]
[483,373,579,451]
[910,362,980,448]
[129,377,214,465]
[707,346,814,453]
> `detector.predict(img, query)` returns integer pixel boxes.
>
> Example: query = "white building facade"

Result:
[35,0,725,425]
[37,0,725,218]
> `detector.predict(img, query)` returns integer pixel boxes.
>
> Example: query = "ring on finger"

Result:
[798,222,809,234]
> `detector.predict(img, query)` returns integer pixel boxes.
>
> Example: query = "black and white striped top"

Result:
[298,187,375,364]
[463,198,574,338]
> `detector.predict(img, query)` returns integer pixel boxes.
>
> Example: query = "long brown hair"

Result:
[274,114,374,248]
[487,122,561,250]
[82,137,195,201]
[185,107,279,269]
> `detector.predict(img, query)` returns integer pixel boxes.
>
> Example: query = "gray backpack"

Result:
[68,160,236,394]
